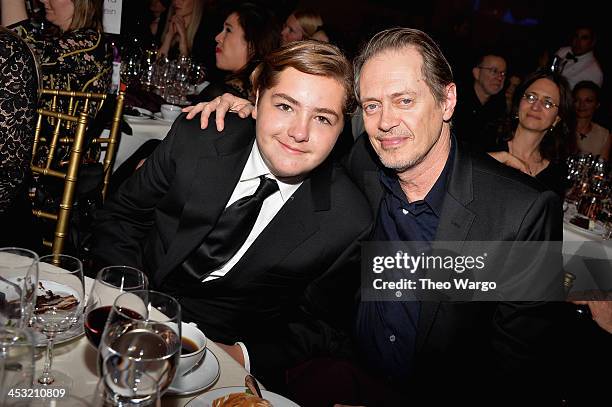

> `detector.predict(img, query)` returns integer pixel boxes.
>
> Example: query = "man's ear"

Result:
[252,90,259,119]
[472,66,480,81]
[443,83,457,122]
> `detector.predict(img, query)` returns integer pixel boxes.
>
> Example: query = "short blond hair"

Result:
[251,40,355,114]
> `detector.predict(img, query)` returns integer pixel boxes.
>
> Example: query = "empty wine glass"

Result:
[84,266,148,348]
[32,254,84,387]
[98,290,181,400]
[0,248,39,328]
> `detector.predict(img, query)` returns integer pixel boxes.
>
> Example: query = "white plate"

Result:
[167,348,220,396]
[564,218,605,238]
[186,386,300,407]
[124,107,153,118]
[154,111,179,123]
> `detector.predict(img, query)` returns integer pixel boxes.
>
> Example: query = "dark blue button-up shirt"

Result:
[356,141,454,380]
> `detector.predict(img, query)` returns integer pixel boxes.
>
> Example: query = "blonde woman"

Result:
[281,9,327,44]
[159,0,205,58]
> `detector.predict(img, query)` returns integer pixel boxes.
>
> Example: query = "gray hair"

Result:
[353,27,454,105]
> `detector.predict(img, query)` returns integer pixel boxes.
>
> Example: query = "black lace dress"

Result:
[0,28,40,249]
[10,20,113,97]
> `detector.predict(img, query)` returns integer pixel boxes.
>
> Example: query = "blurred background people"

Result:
[149,0,170,44]
[0,27,41,250]
[573,80,611,160]
[1,0,112,96]
[554,24,603,89]
[453,51,508,152]
[196,1,280,101]
[489,69,575,197]
[281,9,327,44]
[158,0,204,59]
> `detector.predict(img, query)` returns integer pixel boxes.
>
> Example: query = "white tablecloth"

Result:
[31,277,255,406]
[112,116,174,172]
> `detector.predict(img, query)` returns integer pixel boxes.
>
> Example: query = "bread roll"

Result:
[212,392,273,407]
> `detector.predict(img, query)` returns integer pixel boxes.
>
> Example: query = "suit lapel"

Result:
[206,159,333,284]
[417,141,476,352]
[156,137,254,284]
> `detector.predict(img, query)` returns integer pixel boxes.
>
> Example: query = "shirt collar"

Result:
[240,141,301,202]
[379,138,455,217]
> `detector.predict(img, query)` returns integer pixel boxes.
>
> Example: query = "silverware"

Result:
[245,374,263,398]
[180,350,206,377]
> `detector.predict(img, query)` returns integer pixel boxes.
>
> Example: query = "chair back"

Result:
[30,89,125,254]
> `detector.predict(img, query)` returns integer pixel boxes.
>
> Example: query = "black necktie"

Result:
[565,52,578,62]
[180,176,279,280]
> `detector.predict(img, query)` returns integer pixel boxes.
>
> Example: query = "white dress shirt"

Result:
[201,141,302,372]
[555,46,603,89]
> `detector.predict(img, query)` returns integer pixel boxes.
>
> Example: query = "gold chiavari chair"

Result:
[30,90,125,254]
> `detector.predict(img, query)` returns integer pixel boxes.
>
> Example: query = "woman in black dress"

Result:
[489,69,575,197]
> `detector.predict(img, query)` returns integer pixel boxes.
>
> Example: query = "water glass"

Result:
[92,357,162,406]
[98,290,181,398]
[0,327,35,406]
[0,248,39,328]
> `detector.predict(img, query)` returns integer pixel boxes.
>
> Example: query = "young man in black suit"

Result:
[91,41,372,388]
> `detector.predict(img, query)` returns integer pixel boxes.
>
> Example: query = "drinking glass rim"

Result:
[112,289,181,323]
[0,247,39,269]
[95,266,149,292]
[37,254,83,275]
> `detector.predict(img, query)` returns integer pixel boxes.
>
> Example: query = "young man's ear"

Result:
[252,90,259,119]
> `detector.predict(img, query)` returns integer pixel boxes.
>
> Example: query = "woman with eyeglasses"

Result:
[489,69,575,197]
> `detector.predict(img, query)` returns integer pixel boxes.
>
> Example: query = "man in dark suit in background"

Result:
[91,41,372,388]
[452,50,508,152]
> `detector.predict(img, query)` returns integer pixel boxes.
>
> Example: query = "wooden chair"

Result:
[30,90,125,254]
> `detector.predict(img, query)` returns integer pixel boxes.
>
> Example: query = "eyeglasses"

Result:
[478,66,506,77]
[522,92,559,110]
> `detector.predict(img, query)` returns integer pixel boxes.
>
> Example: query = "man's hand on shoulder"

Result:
[183,93,253,132]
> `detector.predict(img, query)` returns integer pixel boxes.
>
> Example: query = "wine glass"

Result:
[0,327,36,406]
[98,290,181,400]
[0,248,39,328]
[32,254,84,387]
[84,266,148,348]
[92,356,163,406]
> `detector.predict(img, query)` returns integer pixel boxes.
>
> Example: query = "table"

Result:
[111,116,174,172]
[34,277,254,407]
[562,208,612,293]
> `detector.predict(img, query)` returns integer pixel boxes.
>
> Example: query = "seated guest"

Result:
[1,0,112,97]
[281,9,327,45]
[158,0,204,59]
[0,27,40,250]
[452,51,507,152]
[91,41,372,389]
[554,24,603,89]
[196,1,280,102]
[489,69,575,197]
[573,80,611,160]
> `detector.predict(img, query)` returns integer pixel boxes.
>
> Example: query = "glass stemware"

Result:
[98,290,181,400]
[0,327,35,406]
[92,357,163,406]
[0,248,39,328]
[84,266,148,348]
[32,254,84,387]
